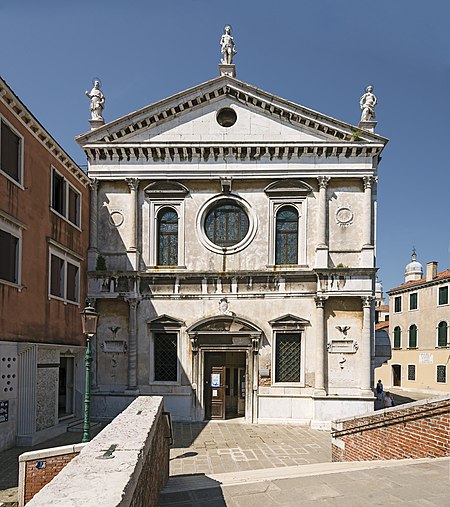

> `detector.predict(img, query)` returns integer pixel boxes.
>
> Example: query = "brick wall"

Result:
[331,395,450,462]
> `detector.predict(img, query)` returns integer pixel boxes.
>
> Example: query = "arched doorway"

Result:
[187,316,263,423]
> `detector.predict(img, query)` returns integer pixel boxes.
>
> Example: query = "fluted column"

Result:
[362,176,376,247]
[315,176,330,268]
[87,179,99,271]
[314,295,327,394]
[126,298,139,391]
[361,296,373,392]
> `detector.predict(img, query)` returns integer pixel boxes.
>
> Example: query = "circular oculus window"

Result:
[197,196,257,254]
[216,107,237,127]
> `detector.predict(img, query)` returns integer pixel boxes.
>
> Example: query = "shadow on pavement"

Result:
[159,474,226,507]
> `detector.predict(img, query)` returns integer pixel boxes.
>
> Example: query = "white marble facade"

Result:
[77,75,387,429]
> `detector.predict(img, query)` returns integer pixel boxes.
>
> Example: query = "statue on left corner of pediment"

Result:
[86,79,105,121]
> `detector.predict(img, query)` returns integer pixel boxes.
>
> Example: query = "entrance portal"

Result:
[392,364,401,387]
[204,351,246,420]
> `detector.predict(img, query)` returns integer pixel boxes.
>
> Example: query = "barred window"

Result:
[275,333,301,383]
[437,321,448,348]
[154,333,177,382]
[408,324,418,348]
[157,208,178,266]
[393,326,401,349]
[436,365,446,383]
[407,364,416,381]
[275,206,298,265]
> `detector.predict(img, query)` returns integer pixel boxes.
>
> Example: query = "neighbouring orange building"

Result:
[0,76,90,450]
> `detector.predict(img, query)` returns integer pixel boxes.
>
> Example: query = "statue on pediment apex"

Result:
[360,85,377,122]
[86,79,105,121]
[220,25,237,65]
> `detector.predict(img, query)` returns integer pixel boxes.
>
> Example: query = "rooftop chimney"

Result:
[426,261,438,281]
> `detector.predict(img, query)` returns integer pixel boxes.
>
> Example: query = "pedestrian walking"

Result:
[376,379,384,401]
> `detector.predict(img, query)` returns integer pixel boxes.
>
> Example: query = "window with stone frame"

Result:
[0,120,22,184]
[409,292,418,311]
[49,247,80,303]
[153,333,178,382]
[393,326,401,349]
[408,324,418,348]
[51,168,81,227]
[275,206,299,265]
[394,296,402,313]
[437,321,448,348]
[407,364,416,381]
[438,286,448,306]
[157,207,178,266]
[0,229,19,284]
[275,332,301,383]
[436,365,446,383]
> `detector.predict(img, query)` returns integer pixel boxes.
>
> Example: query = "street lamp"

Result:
[80,303,99,443]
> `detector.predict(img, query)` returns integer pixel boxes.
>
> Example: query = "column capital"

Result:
[314,295,328,308]
[317,176,330,189]
[362,176,377,190]
[125,297,140,308]
[361,295,374,308]
[126,178,140,192]
[89,178,99,192]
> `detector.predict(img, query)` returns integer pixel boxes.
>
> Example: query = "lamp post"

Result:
[80,304,99,443]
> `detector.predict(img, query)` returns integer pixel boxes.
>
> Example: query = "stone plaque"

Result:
[419,353,433,364]
[101,340,127,353]
[0,400,8,423]
[327,339,358,354]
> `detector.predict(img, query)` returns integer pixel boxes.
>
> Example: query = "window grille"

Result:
[275,206,298,265]
[436,365,446,383]
[407,364,416,381]
[275,333,301,382]
[157,208,178,266]
[154,333,177,382]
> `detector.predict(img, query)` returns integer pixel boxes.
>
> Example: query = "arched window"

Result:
[437,321,448,348]
[393,326,401,349]
[157,208,178,266]
[204,202,249,247]
[275,206,299,265]
[408,324,418,348]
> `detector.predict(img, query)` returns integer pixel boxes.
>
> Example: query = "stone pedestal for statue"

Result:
[358,120,377,133]
[89,118,105,130]
[219,64,236,78]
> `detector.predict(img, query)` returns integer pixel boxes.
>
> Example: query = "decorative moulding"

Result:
[335,205,354,227]
[108,210,124,227]
[101,340,127,353]
[327,339,359,354]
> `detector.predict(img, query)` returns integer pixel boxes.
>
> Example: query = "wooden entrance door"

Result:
[204,353,226,420]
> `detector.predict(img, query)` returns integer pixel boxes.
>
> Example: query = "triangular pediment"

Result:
[269,314,311,329]
[77,76,387,149]
[147,314,185,328]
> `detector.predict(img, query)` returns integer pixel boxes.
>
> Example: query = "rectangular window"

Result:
[438,286,448,306]
[436,365,446,383]
[1,120,21,183]
[407,364,416,381]
[394,296,402,313]
[49,248,80,303]
[154,333,177,382]
[51,168,81,227]
[0,229,19,283]
[409,293,418,310]
[275,333,301,383]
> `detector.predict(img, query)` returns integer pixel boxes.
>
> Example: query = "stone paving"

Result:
[169,421,331,476]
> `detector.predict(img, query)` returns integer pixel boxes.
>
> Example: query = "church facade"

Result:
[77,68,387,429]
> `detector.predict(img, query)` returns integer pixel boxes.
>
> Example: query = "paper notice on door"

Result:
[212,389,218,397]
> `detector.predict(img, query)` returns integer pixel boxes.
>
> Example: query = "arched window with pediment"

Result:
[157,207,178,266]
[275,206,299,265]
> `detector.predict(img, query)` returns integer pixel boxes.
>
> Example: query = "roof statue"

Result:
[220,25,237,65]
[360,85,377,122]
[86,80,105,122]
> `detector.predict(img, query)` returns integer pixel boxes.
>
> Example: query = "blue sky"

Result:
[1,0,449,293]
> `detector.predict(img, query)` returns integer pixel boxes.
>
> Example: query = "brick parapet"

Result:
[331,395,450,462]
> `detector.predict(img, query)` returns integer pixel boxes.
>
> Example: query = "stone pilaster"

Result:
[126,298,139,392]
[360,296,374,393]
[125,178,139,270]
[314,295,327,395]
[361,176,376,267]
[87,179,99,271]
[315,176,330,268]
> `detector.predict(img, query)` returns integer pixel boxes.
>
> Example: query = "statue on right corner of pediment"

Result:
[360,85,377,122]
